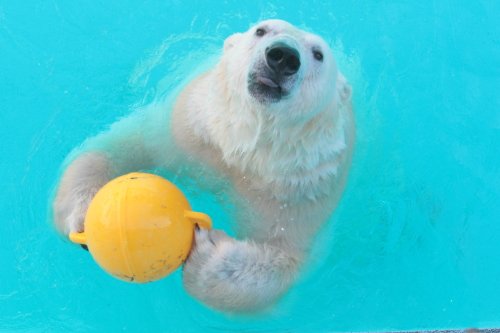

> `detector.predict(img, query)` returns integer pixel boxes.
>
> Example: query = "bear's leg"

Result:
[52,112,162,238]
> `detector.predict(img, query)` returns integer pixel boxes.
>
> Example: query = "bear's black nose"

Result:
[265,44,301,76]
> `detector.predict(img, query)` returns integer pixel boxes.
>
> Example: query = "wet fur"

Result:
[53,20,355,312]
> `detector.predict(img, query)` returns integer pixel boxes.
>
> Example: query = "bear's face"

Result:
[221,20,340,118]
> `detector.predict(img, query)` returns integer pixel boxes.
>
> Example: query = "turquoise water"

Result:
[1,1,499,332]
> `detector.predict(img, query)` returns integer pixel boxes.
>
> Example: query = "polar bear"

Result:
[53,19,355,312]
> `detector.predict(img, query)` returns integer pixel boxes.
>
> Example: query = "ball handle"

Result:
[184,211,212,230]
[69,232,87,245]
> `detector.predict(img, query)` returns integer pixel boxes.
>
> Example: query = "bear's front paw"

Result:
[53,191,94,236]
[183,228,256,311]
[183,228,234,289]
[53,152,111,238]
[182,228,296,312]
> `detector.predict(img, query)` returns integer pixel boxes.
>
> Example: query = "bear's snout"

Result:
[265,43,301,77]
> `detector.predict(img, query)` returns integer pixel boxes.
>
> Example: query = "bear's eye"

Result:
[313,50,324,62]
[255,28,266,37]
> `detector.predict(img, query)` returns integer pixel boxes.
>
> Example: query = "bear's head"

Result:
[220,19,348,120]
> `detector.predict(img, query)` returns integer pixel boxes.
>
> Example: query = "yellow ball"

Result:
[69,172,211,283]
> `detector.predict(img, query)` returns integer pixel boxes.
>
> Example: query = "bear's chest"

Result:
[231,128,348,202]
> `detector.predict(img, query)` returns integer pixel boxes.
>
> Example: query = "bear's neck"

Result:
[202,69,348,200]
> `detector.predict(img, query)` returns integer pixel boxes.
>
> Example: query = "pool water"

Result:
[1,1,499,332]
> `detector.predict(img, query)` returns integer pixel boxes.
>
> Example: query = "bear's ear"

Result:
[223,33,242,51]
[337,73,352,103]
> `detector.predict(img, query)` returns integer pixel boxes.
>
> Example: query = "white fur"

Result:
[53,19,355,312]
